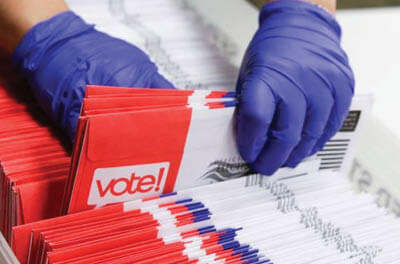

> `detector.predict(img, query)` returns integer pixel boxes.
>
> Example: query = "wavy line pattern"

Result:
[200,159,252,183]
[244,174,382,264]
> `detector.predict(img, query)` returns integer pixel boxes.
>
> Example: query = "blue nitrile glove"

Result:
[236,0,354,175]
[12,11,173,143]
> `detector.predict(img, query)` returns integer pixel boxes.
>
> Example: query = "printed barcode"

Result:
[340,110,362,132]
[317,139,350,170]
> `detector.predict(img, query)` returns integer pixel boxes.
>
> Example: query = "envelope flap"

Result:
[18,177,66,224]
[86,108,192,162]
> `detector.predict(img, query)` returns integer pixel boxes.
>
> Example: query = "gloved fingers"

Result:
[285,71,335,167]
[250,73,307,175]
[236,78,276,163]
[150,73,175,89]
[311,81,354,155]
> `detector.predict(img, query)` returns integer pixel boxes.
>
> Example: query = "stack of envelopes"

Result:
[0,57,70,242]
[13,171,400,264]
[62,85,372,216]
[63,85,243,214]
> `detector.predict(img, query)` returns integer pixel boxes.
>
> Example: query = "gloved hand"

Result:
[236,0,354,175]
[12,11,173,143]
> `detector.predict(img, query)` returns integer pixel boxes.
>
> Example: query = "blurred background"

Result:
[249,0,400,8]
[338,0,400,8]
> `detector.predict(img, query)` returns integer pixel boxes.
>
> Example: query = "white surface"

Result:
[0,232,19,264]
[350,116,400,215]
[337,8,400,214]
[338,7,400,133]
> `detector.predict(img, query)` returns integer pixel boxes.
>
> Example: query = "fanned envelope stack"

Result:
[13,172,400,264]
[0,57,69,242]
[63,85,244,214]
[63,85,371,215]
